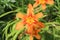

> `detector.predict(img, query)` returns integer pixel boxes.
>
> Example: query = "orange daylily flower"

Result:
[15,4,44,40]
[33,0,54,10]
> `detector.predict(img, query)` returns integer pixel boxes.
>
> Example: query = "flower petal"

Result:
[38,22,44,28]
[34,34,41,39]
[39,0,46,4]
[41,4,46,10]
[46,0,54,5]
[26,25,34,34]
[30,35,33,40]
[33,0,40,8]
[16,12,25,19]
[36,29,40,32]
[35,12,44,19]
[15,21,24,30]
[27,4,34,16]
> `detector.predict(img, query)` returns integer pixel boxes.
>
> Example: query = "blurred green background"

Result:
[0,0,60,40]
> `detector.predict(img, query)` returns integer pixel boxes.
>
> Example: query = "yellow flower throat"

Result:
[26,17,34,24]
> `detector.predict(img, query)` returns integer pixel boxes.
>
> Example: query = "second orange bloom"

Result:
[33,0,54,10]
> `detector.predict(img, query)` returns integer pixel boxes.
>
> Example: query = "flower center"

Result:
[26,16,34,24]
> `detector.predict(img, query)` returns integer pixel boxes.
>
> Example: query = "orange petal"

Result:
[38,22,44,28]
[15,21,24,30]
[36,29,40,32]
[35,12,44,19]
[33,0,40,8]
[27,25,34,34]
[30,35,33,40]
[46,0,54,5]
[39,0,46,4]
[27,4,34,16]
[34,34,41,39]
[16,12,24,19]
[41,4,46,10]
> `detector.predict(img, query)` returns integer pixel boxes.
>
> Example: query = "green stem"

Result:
[0,8,20,18]
[5,30,7,40]
[0,11,14,18]
[45,22,60,25]
[12,28,25,40]
[56,0,59,7]
[2,20,18,31]
[54,34,60,37]
[53,27,55,40]
[34,6,42,13]
[8,31,17,38]
[55,0,60,14]
[54,5,59,10]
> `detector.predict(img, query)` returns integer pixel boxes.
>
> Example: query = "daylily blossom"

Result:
[15,4,44,40]
[33,0,54,10]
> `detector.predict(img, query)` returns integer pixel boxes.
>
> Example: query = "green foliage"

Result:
[0,0,60,40]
